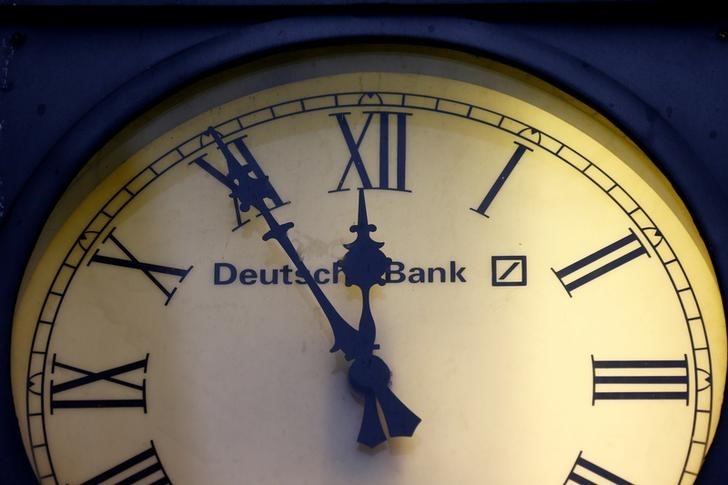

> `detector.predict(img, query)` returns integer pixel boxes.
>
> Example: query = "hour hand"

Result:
[340,190,421,446]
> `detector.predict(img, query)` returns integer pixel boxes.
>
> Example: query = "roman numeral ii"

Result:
[552,230,648,296]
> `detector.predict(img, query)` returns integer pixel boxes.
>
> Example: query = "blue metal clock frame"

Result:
[1,14,727,484]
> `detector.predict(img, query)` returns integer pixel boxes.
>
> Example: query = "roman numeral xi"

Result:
[471,142,532,218]
[191,128,288,232]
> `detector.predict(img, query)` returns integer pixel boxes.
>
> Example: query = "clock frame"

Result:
[2,9,728,484]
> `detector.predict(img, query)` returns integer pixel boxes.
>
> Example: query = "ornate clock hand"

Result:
[195,128,420,447]
[340,189,421,447]
[192,127,361,359]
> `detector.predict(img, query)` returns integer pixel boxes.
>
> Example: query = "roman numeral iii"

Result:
[552,230,648,296]
[329,111,411,192]
[592,355,689,404]
[89,228,193,305]
[81,441,170,485]
[50,354,149,413]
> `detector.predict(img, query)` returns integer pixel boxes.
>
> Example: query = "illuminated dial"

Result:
[10,49,726,484]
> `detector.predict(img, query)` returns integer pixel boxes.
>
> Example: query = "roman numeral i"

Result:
[471,142,532,218]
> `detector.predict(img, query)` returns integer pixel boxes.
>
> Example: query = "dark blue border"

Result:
[1,17,726,483]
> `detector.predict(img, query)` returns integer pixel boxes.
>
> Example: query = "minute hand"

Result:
[257,209,363,360]
[194,128,360,360]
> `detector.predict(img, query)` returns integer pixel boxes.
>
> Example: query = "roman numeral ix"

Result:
[88,227,193,305]
[50,354,149,413]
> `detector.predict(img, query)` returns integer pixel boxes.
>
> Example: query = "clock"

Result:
[2,11,728,485]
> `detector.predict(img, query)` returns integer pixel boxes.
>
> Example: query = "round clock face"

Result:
[10,49,727,484]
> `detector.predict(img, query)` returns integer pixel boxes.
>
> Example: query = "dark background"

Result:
[1,2,727,483]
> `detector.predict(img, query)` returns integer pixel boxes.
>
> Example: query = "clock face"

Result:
[10,49,727,484]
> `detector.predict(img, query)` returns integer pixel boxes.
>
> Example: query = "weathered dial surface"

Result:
[10,52,727,484]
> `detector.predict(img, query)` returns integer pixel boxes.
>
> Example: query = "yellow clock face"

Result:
[10,48,727,484]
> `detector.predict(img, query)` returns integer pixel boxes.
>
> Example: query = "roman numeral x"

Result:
[89,227,193,305]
